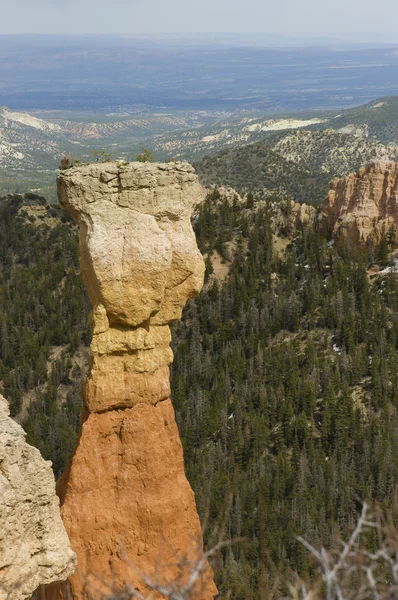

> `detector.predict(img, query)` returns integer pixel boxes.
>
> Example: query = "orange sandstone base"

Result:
[50,400,216,600]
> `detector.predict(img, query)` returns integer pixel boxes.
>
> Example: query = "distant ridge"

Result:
[3,95,398,202]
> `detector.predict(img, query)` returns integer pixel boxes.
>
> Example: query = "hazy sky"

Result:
[1,0,398,40]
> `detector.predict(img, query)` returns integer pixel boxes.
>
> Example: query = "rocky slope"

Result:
[0,394,76,600]
[321,161,398,243]
[155,96,398,160]
[194,130,398,204]
[331,97,398,144]
[45,162,216,599]
[0,106,70,170]
[271,129,398,176]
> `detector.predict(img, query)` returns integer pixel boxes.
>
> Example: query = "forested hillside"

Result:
[331,97,398,143]
[3,191,398,597]
[173,192,398,596]
[0,195,90,475]
[195,130,398,203]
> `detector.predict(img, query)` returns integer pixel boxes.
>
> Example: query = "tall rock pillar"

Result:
[52,162,216,599]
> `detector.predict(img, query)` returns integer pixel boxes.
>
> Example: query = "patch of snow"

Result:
[379,259,398,274]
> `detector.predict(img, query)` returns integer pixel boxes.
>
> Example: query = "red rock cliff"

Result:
[321,161,398,243]
[47,162,217,599]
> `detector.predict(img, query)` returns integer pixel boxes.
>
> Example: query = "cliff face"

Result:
[51,162,216,599]
[321,161,398,243]
[0,395,76,600]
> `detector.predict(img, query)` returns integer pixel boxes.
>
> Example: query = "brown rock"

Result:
[47,161,216,599]
[56,401,215,598]
[84,305,173,412]
[321,161,398,243]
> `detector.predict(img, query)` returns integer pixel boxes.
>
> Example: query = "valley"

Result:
[3,95,398,203]
[4,32,398,599]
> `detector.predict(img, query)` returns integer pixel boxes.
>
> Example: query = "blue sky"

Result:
[1,0,398,40]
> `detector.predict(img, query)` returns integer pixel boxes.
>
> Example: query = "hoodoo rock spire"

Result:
[46,161,216,599]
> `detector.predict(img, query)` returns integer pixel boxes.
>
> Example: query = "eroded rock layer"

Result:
[321,161,398,243]
[51,162,216,599]
[0,395,76,600]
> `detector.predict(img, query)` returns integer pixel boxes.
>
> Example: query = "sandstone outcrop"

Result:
[211,185,244,206]
[267,200,316,256]
[321,161,398,243]
[49,161,216,599]
[0,395,76,600]
[271,200,316,235]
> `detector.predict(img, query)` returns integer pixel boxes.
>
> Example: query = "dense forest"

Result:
[172,191,398,596]
[0,195,90,475]
[2,191,398,597]
[195,142,331,203]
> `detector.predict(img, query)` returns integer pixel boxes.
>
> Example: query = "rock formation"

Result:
[271,200,316,236]
[266,200,316,256]
[0,394,76,600]
[321,161,398,243]
[48,161,216,599]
